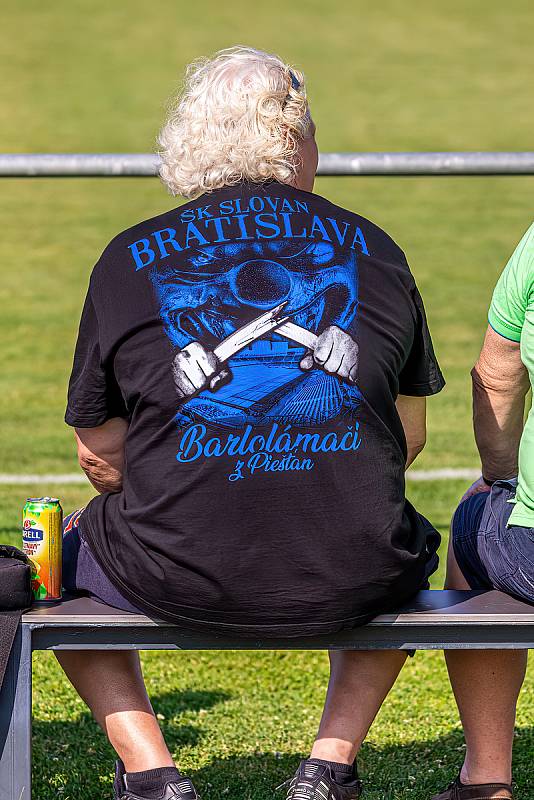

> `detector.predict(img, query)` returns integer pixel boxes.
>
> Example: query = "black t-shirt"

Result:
[66,181,444,636]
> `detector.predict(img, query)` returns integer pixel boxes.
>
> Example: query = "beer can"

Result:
[22,497,63,602]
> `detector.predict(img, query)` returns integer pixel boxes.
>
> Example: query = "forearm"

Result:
[75,418,128,494]
[79,457,123,494]
[405,440,425,469]
[472,368,526,481]
[470,326,529,481]
[396,395,427,470]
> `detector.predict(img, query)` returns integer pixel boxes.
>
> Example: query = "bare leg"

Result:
[55,650,175,772]
[310,650,408,763]
[445,537,528,785]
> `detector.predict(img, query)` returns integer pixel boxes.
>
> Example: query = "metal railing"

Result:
[1,152,534,177]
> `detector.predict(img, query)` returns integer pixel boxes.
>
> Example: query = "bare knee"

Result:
[328,649,408,679]
[55,649,142,673]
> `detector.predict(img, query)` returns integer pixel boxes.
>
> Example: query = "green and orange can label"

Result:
[22,497,63,601]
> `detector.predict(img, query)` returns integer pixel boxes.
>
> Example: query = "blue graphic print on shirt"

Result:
[130,193,366,478]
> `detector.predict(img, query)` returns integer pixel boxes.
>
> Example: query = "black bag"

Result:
[0,545,33,693]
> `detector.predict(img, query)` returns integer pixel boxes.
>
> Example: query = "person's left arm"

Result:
[460,224,534,500]
[75,417,128,494]
[396,395,427,468]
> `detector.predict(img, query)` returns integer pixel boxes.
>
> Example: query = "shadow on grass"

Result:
[32,710,534,800]
[32,688,230,797]
[188,732,534,800]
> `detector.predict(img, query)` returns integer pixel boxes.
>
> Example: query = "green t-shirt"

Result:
[488,222,534,527]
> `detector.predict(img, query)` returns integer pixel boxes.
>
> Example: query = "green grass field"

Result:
[1,1,533,797]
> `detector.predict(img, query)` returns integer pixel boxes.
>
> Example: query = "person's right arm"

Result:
[66,284,129,482]
[462,224,534,501]
[472,325,529,482]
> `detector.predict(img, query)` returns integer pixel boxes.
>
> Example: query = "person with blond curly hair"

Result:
[61,47,444,800]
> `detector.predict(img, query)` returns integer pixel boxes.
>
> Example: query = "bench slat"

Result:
[22,590,534,626]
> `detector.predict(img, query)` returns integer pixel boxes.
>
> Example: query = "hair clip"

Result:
[289,70,301,91]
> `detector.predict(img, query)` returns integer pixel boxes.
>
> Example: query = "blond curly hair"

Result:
[158,46,312,199]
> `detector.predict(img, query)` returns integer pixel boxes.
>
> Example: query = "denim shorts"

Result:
[62,509,142,612]
[452,478,534,604]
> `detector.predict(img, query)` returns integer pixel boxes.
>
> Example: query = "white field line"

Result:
[0,468,480,485]
[407,468,479,482]
[0,474,89,485]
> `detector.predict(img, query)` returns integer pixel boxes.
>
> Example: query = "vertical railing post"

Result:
[0,623,32,800]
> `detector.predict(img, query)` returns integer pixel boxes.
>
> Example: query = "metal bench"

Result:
[1,589,533,800]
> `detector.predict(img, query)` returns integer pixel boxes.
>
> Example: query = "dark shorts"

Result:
[62,510,142,612]
[452,477,534,604]
[63,508,440,616]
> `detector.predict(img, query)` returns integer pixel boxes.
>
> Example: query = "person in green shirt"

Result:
[432,224,534,800]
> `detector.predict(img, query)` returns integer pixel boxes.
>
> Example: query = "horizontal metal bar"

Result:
[0,153,159,177]
[2,152,534,177]
[30,624,534,651]
[319,152,534,175]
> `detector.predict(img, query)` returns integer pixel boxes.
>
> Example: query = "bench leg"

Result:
[0,624,32,800]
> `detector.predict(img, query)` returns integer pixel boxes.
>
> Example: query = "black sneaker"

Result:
[113,760,200,800]
[279,759,362,800]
